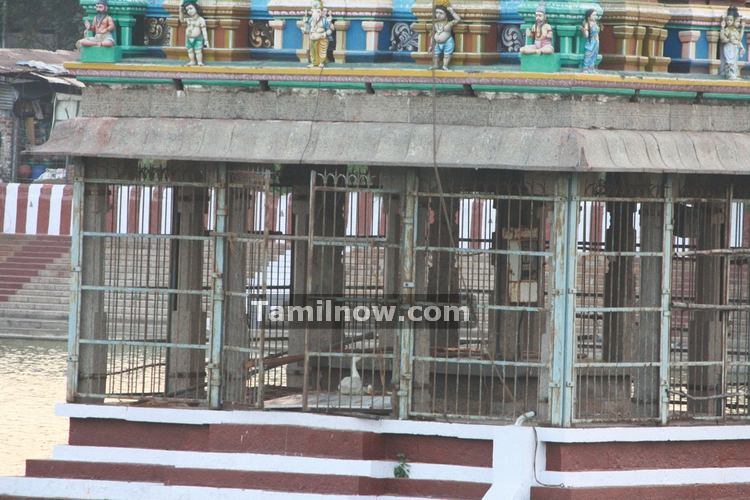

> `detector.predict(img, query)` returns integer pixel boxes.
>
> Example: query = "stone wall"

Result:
[80,85,750,134]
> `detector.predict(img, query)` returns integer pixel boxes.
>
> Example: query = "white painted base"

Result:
[52,445,493,484]
[0,477,425,500]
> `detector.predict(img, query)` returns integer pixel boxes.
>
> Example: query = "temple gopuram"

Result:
[4,0,750,498]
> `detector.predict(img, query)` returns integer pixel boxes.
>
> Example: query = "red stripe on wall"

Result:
[286,194,294,235]
[36,184,53,235]
[127,187,139,233]
[150,187,161,234]
[15,184,30,234]
[60,185,73,235]
[105,185,115,233]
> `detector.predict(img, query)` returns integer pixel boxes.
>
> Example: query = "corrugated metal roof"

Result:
[0,49,76,75]
[29,117,750,175]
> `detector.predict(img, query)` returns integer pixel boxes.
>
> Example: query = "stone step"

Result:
[0,317,68,330]
[15,283,69,291]
[0,309,68,321]
[0,292,70,303]
[0,327,67,338]
[0,301,69,312]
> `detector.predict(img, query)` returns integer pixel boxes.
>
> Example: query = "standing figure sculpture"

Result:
[303,0,334,68]
[720,7,745,80]
[181,0,210,66]
[581,9,600,72]
[520,3,554,55]
[429,4,462,70]
[76,0,116,49]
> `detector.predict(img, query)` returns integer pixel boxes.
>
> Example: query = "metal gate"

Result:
[220,167,295,408]
[406,172,560,421]
[571,175,671,423]
[670,180,750,421]
[301,169,400,413]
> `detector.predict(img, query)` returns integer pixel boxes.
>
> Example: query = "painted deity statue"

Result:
[429,3,462,70]
[520,3,554,55]
[303,0,334,68]
[580,9,600,72]
[180,0,210,66]
[720,7,745,80]
[76,0,116,49]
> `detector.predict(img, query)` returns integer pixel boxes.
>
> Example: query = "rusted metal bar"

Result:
[399,169,417,420]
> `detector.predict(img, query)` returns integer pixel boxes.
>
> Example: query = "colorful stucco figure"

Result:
[76,0,116,49]
[520,3,554,55]
[180,0,210,66]
[303,0,334,68]
[429,4,461,70]
[720,6,745,80]
[581,9,600,72]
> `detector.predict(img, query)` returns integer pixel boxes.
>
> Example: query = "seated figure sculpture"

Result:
[520,3,554,55]
[76,0,115,49]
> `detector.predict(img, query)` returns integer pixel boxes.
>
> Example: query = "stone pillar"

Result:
[603,201,636,362]
[116,16,136,48]
[166,185,207,399]
[362,21,384,52]
[688,203,726,416]
[645,27,670,72]
[706,30,720,75]
[489,199,544,363]
[465,24,491,64]
[222,179,250,404]
[333,20,351,64]
[599,3,670,72]
[635,202,663,416]
[679,30,701,60]
[77,179,108,401]
[269,19,286,50]
[287,186,309,389]
[305,185,346,393]
[221,18,241,50]
[557,25,577,57]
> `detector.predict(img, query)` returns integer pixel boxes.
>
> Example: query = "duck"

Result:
[339,355,364,395]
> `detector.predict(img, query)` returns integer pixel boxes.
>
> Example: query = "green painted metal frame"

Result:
[209,164,228,408]
[66,160,85,402]
[660,175,675,424]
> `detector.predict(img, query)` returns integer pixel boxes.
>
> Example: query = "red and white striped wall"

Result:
[0,183,73,236]
[5,404,750,499]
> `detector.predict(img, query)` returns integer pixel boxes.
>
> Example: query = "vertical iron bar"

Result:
[67,158,84,402]
[209,164,227,408]
[257,172,271,408]
[398,169,417,419]
[303,170,317,411]
[660,175,674,424]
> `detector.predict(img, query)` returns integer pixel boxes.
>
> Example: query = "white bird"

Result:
[338,355,363,395]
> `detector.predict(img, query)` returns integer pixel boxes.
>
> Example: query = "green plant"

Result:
[393,453,410,479]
